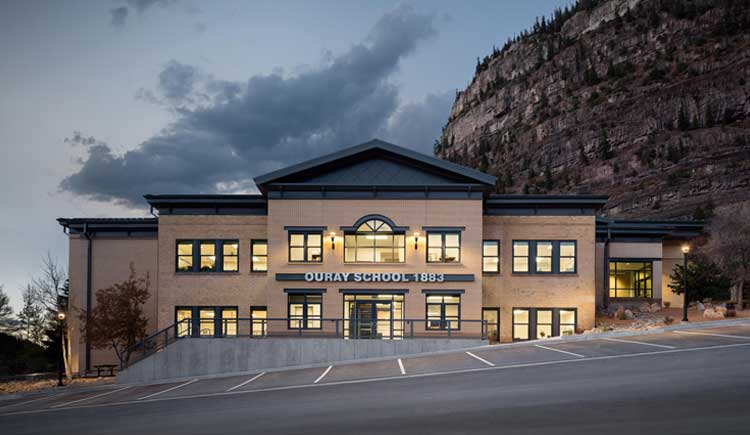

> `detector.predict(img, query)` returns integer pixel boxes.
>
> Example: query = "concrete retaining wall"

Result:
[118,338,486,384]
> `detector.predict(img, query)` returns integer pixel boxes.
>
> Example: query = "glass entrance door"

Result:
[344,294,403,339]
[354,301,376,338]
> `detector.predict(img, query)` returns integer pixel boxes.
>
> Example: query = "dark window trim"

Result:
[534,240,554,274]
[511,240,578,275]
[288,230,323,263]
[425,294,461,331]
[286,293,323,330]
[608,260,654,299]
[250,305,267,337]
[175,240,240,274]
[482,239,501,274]
[340,214,409,232]
[512,307,578,342]
[482,307,500,336]
[426,230,462,264]
[512,241,531,274]
[250,239,268,273]
[174,305,239,338]
[342,218,406,264]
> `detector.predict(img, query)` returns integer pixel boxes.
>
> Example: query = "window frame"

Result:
[175,240,240,273]
[511,240,578,274]
[287,294,323,330]
[512,307,578,342]
[425,294,461,331]
[174,305,239,338]
[343,219,406,264]
[426,231,462,264]
[534,241,554,274]
[250,305,268,337]
[608,259,654,299]
[251,239,268,272]
[512,308,531,341]
[288,231,323,263]
[482,240,501,274]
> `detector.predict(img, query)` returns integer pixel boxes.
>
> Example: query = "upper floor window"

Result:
[344,219,405,263]
[512,240,577,274]
[176,240,239,273]
[251,240,268,272]
[427,231,461,263]
[482,240,500,273]
[289,232,322,263]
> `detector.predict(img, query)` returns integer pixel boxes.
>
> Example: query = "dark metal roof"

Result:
[144,194,267,215]
[486,194,610,206]
[57,218,158,235]
[596,218,705,240]
[253,139,497,189]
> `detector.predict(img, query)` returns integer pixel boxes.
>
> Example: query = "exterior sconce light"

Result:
[413,232,420,250]
[330,232,336,250]
[57,312,66,321]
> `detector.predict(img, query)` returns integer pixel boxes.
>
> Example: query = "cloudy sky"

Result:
[0,0,569,310]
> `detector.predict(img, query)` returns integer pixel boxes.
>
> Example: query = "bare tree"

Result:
[703,203,750,310]
[80,264,150,365]
[29,253,72,379]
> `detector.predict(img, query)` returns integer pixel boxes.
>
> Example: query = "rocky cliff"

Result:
[437,0,750,219]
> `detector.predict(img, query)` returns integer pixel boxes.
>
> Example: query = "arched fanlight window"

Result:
[344,218,405,263]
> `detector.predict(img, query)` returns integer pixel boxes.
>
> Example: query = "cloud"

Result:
[380,91,455,155]
[110,7,128,28]
[64,5,443,207]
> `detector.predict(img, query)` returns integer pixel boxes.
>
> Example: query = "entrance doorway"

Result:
[344,294,404,339]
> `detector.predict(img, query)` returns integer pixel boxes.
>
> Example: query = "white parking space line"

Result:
[674,330,750,340]
[397,358,406,375]
[465,351,495,367]
[51,386,130,409]
[604,337,676,349]
[0,394,54,410]
[535,344,585,358]
[138,379,197,400]
[226,372,265,392]
[314,366,333,384]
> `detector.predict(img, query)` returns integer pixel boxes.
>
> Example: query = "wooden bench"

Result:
[94,364,117,377]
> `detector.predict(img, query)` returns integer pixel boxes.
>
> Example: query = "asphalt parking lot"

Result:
[1,323,749,418]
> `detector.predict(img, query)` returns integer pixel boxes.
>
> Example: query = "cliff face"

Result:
[438,0,750,219]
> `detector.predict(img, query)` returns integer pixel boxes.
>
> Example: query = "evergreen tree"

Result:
[18,285,47,346]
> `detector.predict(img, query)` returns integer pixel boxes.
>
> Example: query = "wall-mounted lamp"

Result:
[330,232,336,250]
[413,232,420,250]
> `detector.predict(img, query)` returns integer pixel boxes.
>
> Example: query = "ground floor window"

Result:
[175,306,238,338]
[513,308,577,341]
[251,306,267,337]
[344,294,404,339]
[425,294,461,330]
[288,294,322,329]
[609,261,653,298]
[482,307,499,339]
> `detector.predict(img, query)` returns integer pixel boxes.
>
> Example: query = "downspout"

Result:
[83,224,93,373]
[603,228,611,310]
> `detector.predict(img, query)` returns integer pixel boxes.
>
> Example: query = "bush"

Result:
[664,316,674,325]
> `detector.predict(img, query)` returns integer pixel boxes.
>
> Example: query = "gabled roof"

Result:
[253,139,497,193]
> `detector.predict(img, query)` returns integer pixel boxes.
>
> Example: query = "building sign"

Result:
[275,272,475,282]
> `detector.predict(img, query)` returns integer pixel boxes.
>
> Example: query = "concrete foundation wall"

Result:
[118,338,486,384]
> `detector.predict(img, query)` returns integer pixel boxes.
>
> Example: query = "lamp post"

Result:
[56,312,66,386]
[681,245,690,322]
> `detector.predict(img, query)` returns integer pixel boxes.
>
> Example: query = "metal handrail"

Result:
[121,317,488,370]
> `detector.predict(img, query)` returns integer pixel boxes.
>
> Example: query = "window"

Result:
[427,232,461,263]
[288,294,322,329]
[559,242,576,273]
[559,310,576,336]
[513,309,530,340]
[425,294,461,330]
[482,308,499,338]
[222,241,239,272]
[513,241,577,274]
[176,240,240,273]
[251,240,268,272]
[536,309,553,339]
[609,261,653,298]
[176,308,192,337]
[251,306,267,337]
[177,242,193,272]
[535,242,553,273]
[513,242,530,273]
[482,240,500,273]
[289,232,322,262]
[221,308,237,336]
[199,308,215,337]
[344,219,405,263]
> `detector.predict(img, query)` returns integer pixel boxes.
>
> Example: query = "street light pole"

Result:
[681,245,690,322]
[57,312,67,387]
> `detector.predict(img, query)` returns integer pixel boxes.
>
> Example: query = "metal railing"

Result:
[121,317,488,370]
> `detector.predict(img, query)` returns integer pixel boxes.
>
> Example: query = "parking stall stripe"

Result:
[674,330,750,340]
[51,386,131,409]
[465,351,495,367]
[0,394,55,410]
[314,366,333,384]
[534,344,585,358]
[397,358,406,375]
[226,372,265,392]
[138,379,197,400]
[604,337,676,349]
